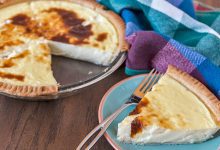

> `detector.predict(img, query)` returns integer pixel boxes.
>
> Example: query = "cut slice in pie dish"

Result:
[118,65,220,144]
[0,39,58,97]
[0,0,128,97]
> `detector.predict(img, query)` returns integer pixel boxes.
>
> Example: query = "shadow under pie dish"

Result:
[118,65,220,144]
[0,0,128,98]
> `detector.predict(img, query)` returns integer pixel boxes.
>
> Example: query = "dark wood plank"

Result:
[199,0,220,7]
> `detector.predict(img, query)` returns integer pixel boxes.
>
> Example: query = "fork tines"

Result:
[140,69,162,94]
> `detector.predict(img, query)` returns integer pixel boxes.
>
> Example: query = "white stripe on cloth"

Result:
[137,0,220,39]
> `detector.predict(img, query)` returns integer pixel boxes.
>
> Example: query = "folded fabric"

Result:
[98,0,220,98]
[126,31,220,97]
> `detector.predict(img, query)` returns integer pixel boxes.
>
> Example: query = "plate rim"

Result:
[98,74,145,150]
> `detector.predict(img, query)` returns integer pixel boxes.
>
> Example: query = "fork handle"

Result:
[77,103,135,150]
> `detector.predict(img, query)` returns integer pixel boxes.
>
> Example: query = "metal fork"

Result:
[77,69,162,150]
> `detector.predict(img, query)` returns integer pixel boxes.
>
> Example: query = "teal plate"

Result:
[98,75,220,150]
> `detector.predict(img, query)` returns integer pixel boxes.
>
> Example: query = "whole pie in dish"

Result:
[0,0,128,97]
[118,65,220,144]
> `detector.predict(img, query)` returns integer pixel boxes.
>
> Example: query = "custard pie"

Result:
[0,0,128,97]
[118,65,220,144]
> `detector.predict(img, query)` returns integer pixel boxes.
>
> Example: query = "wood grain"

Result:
[198,0,220,7]
[0,0,219,150]
[0,66,127,150]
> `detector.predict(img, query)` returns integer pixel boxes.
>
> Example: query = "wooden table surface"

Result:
[0,1,220,150]
[0,65,127,150]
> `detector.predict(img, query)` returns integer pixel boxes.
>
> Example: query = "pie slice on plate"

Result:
[118,65,220,144]
[0,0,128,97]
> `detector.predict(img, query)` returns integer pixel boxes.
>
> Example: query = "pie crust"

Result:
[0,83,58,97]
[167,65,220,122]
[0,0,5,4]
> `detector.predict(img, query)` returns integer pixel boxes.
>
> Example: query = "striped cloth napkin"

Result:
[98,0,220,98]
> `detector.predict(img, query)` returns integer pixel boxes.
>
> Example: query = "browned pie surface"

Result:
[0,9,94,47]
[0,4,118,51]
[129,98,176,137]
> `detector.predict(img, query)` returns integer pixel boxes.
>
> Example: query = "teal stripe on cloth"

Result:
[125,68,150,76]
[172,24,207,46]
[136,0,220,66]
[145,8,181,37]
[196,12,220,27]
[97,0,139,13]
[196,34,220,66]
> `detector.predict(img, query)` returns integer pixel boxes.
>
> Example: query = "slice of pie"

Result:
[0,39,58,97]
[118,65,220,144]
[0,0,128,97]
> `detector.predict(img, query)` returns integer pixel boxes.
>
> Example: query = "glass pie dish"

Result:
[1,52,126,100]
[0,0,127,100]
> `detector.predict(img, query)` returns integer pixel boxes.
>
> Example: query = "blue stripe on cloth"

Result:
[174,0,195,18]
[121,9,151,36]
[166,0,195,18]
[197,59,220,97]
[168,39,206,67]
[122,9,143,36]
[167,0,184,7]
[125,22,142,36]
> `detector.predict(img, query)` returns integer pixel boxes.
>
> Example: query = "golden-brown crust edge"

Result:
[0,0,5,4]
[0,82,58,97]
[166,65,220,122]
[69,0,129,51]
